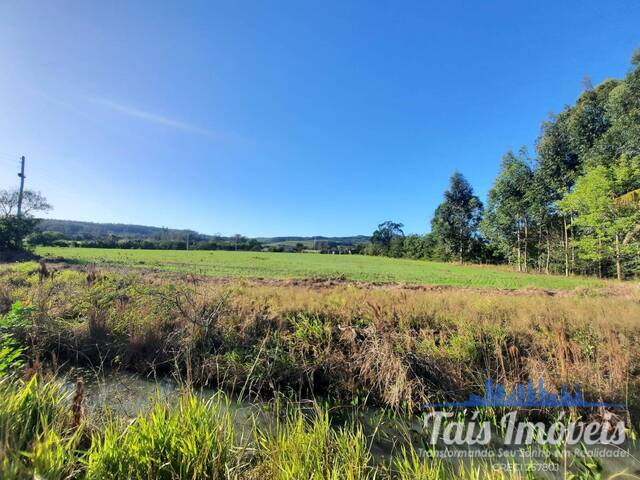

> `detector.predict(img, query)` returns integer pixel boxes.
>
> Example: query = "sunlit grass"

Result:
[0,375,612,479]
[86,393,235,479]
[252,407,371,479]
[1,262,637,411]
[0,376,83,479]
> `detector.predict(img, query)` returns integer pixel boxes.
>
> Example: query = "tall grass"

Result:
[393,446,445,480]
[85,393,235,479]
[1,262,635,478]
[252,407,371,479]
[0,375,83,479]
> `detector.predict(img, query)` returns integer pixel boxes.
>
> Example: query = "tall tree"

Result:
[479,48,640,278]
[481,150,534,272]
[431,172,483,263]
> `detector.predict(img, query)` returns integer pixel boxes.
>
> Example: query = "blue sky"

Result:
[1,1,639,237]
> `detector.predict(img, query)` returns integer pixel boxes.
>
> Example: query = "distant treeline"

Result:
[27,231,263,251]
[256,235,369,245]
[12,51,640,279]
[27,221,367,253]
[361,220,494,263]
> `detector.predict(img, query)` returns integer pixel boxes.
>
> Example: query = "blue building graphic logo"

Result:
[424,379,625,409]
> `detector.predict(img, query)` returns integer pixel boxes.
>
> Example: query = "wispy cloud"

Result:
[89,97,226,140]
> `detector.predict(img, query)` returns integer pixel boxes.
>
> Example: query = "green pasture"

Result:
[36,247,606,289]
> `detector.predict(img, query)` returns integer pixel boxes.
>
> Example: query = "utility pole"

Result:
[186,232,190,251]
[17,156,25,217]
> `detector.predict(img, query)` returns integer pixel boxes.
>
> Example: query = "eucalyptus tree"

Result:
[481,150,534,271]
[431,172,483,263]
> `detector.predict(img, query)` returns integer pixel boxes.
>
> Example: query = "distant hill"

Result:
[37,219,369,246]
[37,219,205,241]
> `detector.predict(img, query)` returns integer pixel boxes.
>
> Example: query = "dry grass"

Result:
[1,262,639,413]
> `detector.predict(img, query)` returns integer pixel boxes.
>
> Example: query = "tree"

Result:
[0,189,51,251]
[232,234,244,251]
[559,157,640,279]
[388,235,405,258]
[481,150,535,271]
[431,172,483,263]
[475,48,640,277]
[26,231,66,247]
[402,234,423,259]
[0,190,50,217]
[369,221,404,255]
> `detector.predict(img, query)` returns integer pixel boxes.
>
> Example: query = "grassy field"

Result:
[36,246,606,290]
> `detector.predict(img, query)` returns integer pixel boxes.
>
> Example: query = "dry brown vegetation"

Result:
[2,261,640,413]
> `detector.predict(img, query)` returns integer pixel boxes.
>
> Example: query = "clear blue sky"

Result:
[1,1,638,237]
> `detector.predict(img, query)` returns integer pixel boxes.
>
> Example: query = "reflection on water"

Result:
[62,369,265,435]
[62,370,640,479]
[68,371,178,417]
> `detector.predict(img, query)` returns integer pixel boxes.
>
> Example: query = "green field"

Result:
[35,246,608,290]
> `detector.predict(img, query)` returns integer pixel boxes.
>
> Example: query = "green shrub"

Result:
[0,336,24,378]
[290,312,332,346]
[0,301,34,331]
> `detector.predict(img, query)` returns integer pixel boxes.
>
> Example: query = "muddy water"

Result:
[64,370,640,479]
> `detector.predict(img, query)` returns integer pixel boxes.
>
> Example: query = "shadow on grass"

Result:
[0,249,40,263]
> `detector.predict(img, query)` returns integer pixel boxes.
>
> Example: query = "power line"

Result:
[0,154,25,167]
[0,158,17,168]
[0,155,20,168]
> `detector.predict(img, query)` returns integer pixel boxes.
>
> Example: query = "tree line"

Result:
[23,231,265,252]
[366,49,640,279]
